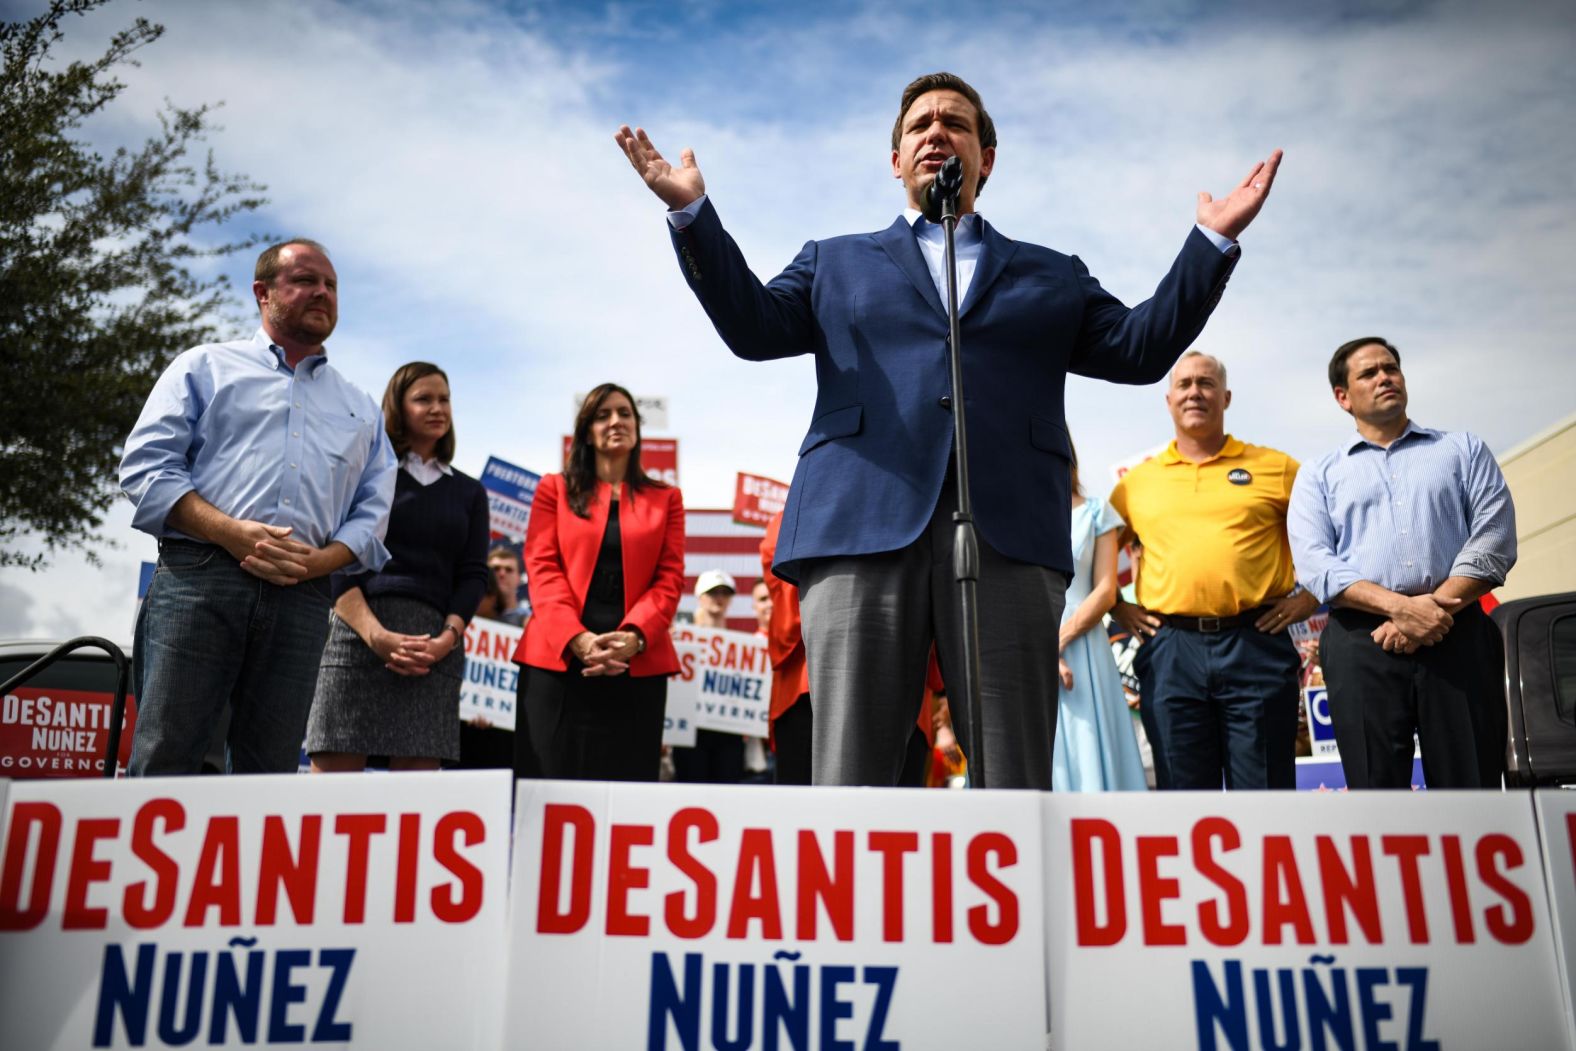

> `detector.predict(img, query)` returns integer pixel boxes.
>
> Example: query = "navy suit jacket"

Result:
[670,198,1238,583]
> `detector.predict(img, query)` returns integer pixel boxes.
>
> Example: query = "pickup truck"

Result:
[1499,591,1576,786]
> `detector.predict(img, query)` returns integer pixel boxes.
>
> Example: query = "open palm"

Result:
[1196,149,1283,241]
[615,125,705,211]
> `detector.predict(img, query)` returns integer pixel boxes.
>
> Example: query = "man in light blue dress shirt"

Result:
[1288,337,1517,788]
[119,239,397,774]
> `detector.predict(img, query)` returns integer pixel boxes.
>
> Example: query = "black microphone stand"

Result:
[925,157,988,789]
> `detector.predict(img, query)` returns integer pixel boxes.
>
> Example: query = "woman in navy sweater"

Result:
[306,362,489,771]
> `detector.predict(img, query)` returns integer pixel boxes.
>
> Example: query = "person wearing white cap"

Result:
[673,568,747,782]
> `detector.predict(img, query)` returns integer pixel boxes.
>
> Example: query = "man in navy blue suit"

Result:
[616,72,1281,788]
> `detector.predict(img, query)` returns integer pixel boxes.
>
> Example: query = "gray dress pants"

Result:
[799,480,1067,788]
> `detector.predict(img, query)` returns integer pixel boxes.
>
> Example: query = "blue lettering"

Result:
[1192,959,1250,1051]
[157,951,207,1045]
[1303,959,1355,1051]
[268,948,311,1043]
[1356,968,1397,1051]
[711,962,754,1051]
[863,966,900,1051]
[763,960,809,1051]
[210,945,264,1044]
[1252,967,1300,1051]
[819,965,856,1051]
[649,951,702,1051]
[94,943,155,1047]
[313,948,356,1042]
[1394,968,1438,1051]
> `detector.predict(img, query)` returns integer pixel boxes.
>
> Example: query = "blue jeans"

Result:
[130,540,331,775]
[1135,623,1300,790]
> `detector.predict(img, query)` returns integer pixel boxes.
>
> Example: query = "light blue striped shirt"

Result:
[1287,421,1516,602]
[120,328,397,572]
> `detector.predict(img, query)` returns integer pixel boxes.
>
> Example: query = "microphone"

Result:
[921,155,964,223]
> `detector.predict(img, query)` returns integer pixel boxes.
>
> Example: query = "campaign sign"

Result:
[732,472,789,528]
[1,687,136,780]
[505,781,1048,1049]
[481,455,540,543]
[0,771,513,1049]
[1532,791,1576,1039]
[670,625,770,738]
[461,616,523,732]
[1044,792,1569,1050]
[663,643,702,748]
[1304,686,1338,758]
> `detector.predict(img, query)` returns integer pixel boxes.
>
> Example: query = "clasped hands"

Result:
[1372,594,1463,654]
[569,630,643,678]
[369,625,459,677]
[226,520,328,586]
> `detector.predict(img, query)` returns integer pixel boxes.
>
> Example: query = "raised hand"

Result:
[1196,149,1283,242]
[615,125,705,211]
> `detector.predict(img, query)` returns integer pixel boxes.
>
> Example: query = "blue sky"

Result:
[4,0,1574,637]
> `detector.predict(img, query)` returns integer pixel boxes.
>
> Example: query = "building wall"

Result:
[1500,411,1576,601]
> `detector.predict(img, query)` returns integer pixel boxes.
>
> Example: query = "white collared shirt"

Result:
[402,451,453,487]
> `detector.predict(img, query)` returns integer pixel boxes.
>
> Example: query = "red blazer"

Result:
[513,474,684,676]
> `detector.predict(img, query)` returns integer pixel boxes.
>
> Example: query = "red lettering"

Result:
[0,802,61,931]
[966,832,1018,946]
[665,808,718,939]
[726,829,782,939]
[1261,836,1316,945]
[796,829,853,942]
[334,813,386,925]
[491,632,511,661]
[1071,818,1125,947]
[124,799,185,928]
[868,831,918,942]
[395,814,421,924]
[537,804,594,934]
[709,637,724,666]
[607,824,654,936]
[432,811,485,923]
[1136,835,1185,946]
[256,815,320,926]
[1193,818,1248,946]
[1315,835,1381,944]
[1382,835,1432,944]
[1440,835,1475,944]
[184,816,241,927]
[1477,834,1534,945]
[931,832,954,944]
[63,818,119,930]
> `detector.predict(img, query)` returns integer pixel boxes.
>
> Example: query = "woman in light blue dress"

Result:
[1053,445,1148,791]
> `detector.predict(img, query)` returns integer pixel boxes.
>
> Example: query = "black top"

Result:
[334,467,490,621]
[581,504,624,634]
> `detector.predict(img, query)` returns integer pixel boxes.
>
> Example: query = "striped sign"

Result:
[682,508,767,633]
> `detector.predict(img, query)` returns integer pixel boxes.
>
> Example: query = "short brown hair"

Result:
[1329,337,1400,390]
[487,545,521,571]
[255,238,330,284]
[381,362,455,464]
[891,73,997,196]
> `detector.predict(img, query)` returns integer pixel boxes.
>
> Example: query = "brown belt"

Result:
[1159,606,1273,633]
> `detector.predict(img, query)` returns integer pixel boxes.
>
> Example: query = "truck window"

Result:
[1557,615,1576,725]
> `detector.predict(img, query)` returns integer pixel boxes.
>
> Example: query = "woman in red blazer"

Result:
[512,382,684,781]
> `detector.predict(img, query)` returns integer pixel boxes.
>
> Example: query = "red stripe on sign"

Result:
[683,536,766,554]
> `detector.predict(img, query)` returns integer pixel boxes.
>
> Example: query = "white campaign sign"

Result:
[662,643,702,748]
[0,772,513,1049]
[669,625,770,738]
[1044,792,1571,1050]
[461,616,524,732]
[505,781,1048,1049]
[1534,791,1576,1042]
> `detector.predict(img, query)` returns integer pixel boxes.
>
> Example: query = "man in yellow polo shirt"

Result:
[1110,351,1317,789]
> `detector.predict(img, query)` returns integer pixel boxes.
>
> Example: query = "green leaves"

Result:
[1,0,268,568]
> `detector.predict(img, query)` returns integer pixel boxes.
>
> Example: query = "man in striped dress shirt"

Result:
[1288,337,1517,789]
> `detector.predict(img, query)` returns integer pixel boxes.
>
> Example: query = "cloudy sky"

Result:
[4,0,1573,639]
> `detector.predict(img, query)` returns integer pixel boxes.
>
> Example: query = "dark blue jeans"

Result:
[130,540,331,775]
[1135,624,1300,790]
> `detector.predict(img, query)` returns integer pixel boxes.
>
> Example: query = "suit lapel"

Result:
[961,217,1017,318]
[874,216,945,321]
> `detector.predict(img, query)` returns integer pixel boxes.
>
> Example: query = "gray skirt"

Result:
[305,594,462,761]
